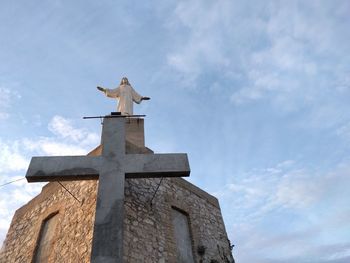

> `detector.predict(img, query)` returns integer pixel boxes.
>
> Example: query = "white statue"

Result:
[97,77,150,115]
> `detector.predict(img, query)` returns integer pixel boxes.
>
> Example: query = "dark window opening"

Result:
[33,212,59,263]
[171,207,195,263]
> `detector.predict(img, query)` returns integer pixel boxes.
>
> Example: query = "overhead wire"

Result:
[0,177,26,187]
[0,178,82,205]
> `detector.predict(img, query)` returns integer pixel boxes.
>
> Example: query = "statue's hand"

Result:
[142,97,150,100]
[97,86,105,92]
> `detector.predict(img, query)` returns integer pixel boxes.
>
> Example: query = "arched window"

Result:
[171,207,195,263]
[33,212,59,263]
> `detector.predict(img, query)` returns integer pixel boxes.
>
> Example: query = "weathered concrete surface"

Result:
[24,116,191,263]
[125,154,190,178]
[26,156,101,182]
[91,117,125,263]
[125,118,145,147]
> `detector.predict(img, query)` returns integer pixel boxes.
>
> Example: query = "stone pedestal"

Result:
[125,118,145,148]
[88,118,149,156]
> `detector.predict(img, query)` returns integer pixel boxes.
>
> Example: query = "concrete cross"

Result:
[25,116,190,263]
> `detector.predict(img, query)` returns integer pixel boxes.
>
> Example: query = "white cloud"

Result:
[49,115,86,142]
[0,87,21,120]
[222,161,350,221]
[22,138,88,156]
[274,171,323,209]
[326,247,350,261]
[217,159,350,263]
[230,17,322,107]
[24,115,100,156]
[0,115,99,245]
[0,141,29,173]
[166,0,350,125]
[165,0,240,86]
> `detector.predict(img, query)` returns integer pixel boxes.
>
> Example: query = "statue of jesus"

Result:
[97,77,150,115]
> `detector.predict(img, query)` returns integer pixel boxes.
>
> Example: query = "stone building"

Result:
[0,118,233,263]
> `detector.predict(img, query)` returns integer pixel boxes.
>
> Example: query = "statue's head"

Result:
[120,77,130,86]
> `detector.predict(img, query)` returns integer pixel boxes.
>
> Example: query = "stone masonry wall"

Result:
[0,180,97,263]
[124,177,233,263]
[1,176,233,263]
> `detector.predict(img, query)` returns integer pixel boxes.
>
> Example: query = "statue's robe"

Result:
[104,84,142,115]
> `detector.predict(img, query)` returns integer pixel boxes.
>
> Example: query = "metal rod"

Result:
[57,181,81,204]
[83,115,145,119]
[150,177,164,205]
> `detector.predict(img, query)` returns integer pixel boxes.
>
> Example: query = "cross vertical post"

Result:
[91,117,126,263]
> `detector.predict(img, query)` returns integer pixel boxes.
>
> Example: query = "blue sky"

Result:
[1,0,350,262]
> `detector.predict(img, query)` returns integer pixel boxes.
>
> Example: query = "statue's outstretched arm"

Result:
[142,97,150,100]
[97,86,106,92]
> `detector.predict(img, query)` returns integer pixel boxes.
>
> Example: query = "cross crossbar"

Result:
[26,156,101,182]
[125,153,190,178]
